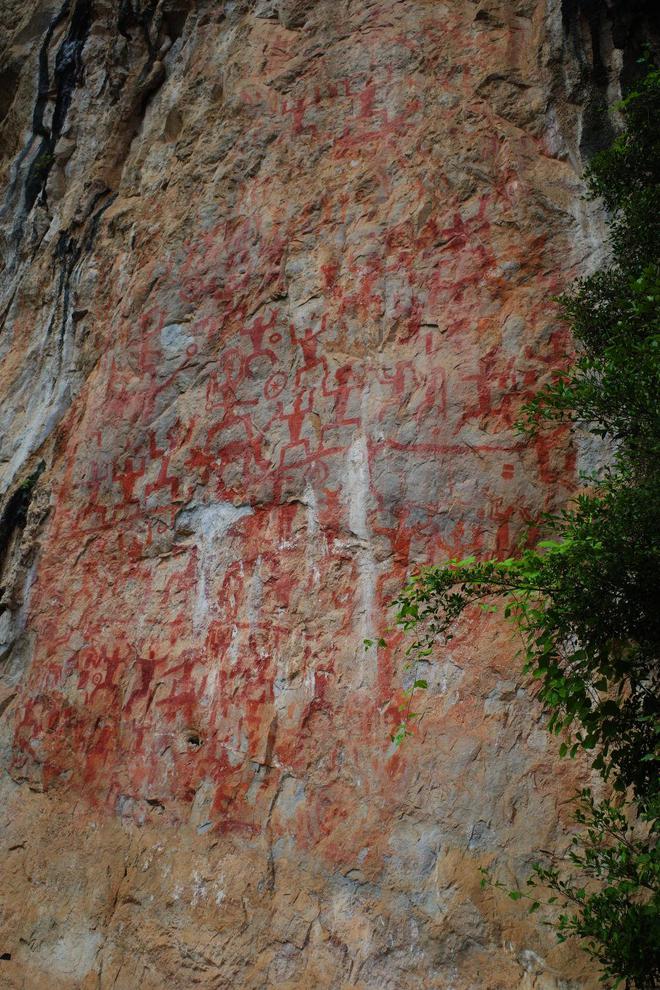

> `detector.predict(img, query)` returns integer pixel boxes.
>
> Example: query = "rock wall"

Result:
[0,2,652,988]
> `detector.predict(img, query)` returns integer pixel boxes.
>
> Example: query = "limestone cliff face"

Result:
[0,2,653,988]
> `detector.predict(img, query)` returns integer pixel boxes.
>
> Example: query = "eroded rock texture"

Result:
[0,2,653,987]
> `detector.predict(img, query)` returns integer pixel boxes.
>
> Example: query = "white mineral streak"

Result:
[303,480,326,586]
[344,432,377,679]
[246,555,263,632]
[178,502,253,634]
[303,480,319,537]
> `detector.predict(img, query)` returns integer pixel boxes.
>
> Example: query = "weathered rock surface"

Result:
[0,1,654,987]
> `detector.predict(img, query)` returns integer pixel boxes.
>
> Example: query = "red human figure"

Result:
[290,322,329,387]
[276,389,316,466]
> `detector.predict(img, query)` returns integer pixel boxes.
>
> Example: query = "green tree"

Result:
[389,68,660,988]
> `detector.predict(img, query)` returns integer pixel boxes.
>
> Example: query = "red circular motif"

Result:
[264,371,287,400]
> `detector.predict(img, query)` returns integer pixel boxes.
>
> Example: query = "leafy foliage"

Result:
[482,792,659,989]
[388,67,660,987]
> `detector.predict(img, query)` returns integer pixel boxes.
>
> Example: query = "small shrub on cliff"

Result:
[389,68,660,988]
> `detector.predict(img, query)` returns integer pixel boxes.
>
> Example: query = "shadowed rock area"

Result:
[0,2,655,987]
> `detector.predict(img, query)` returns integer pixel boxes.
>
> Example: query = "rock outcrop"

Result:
[0,2,654,987]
